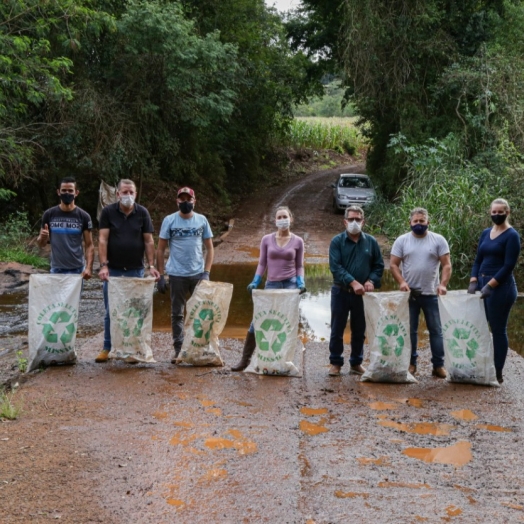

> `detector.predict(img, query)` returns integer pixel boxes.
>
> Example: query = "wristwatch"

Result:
[100,262,108,267]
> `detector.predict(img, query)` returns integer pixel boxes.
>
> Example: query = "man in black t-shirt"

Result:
[96,179,160,362]
[37,177,94,278]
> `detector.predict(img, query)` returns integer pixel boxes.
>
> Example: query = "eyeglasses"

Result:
[346,217,363,223]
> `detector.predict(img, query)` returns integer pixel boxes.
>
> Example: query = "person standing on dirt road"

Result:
[328,205,384,377]
[231,205,306,371]
[468,198,520,384]
[390,207,451,379]
[96,179,160,363]
[156,187,214,364]
[37,176,94,279]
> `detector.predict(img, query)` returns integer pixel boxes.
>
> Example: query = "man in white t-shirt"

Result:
[156,187,214,363]
[390,207,452,378]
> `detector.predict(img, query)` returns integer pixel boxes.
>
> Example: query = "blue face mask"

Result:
[411,224,428,236]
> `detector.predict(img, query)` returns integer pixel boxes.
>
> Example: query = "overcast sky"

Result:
[266,0,301,12]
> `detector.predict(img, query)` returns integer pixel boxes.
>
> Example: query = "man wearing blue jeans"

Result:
[390,207,452,378]
[96,179,160,362]
[328,205,384,376]
[37,177,94,279]
[156,187,214,363]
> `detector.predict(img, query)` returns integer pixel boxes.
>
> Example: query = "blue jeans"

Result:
[169,275,202,350]
[50,267,84,274]
[329,286,365,367]
[480,275,517,371]
[248,277,297,334]
[103,268,145,350]
[409,294,444,368]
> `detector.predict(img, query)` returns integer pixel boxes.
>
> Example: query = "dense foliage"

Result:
[1,0,317,220]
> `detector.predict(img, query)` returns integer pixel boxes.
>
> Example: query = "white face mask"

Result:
[120,195,135,208]
[346,219,362,235]
[276,218,291,230]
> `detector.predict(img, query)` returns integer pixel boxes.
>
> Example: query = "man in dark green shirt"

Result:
[328,205,384,376]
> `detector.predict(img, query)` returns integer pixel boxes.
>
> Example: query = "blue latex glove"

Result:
[247,274,262,294]
[157,275,167,294]
[467,281,478,294]
[296,276,307,295]
[200,270,210,281]
[480,283,493,299]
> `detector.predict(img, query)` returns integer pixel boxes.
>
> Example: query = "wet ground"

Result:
[2,165,524,523]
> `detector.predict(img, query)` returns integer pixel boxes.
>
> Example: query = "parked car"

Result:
[331,174,376,213]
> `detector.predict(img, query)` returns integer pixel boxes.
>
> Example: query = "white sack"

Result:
[362,291,417,383]
[108,277,156,363]
[28,274,82,371]
[178,280,233,366]
[245,289,302,377]
[438,291,499,387]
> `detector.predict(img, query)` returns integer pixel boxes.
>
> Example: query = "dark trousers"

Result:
[329,285,365,367]
[409,294,445,368]
[169,276,201,350]
[479,275,517,371]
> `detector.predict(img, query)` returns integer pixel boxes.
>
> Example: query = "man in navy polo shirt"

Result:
[96,179,160,362]
[37,176,94,278]
[156,187,214,363]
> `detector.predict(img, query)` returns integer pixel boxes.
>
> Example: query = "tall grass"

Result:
[282,117,366,154]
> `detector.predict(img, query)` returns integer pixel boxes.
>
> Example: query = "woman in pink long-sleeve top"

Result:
[231,206,306,371]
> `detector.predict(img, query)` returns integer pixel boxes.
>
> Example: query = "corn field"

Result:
[283,117,366,153]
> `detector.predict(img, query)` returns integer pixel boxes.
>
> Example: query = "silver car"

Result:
[331,174,376,213]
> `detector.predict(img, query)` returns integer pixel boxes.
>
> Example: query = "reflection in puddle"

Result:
[300,407,328,416]
[335,491,369,499]
[403,441,472,467]
[476,424,512,432]
[451,409,478,421]
[378,481,430,489]
[299,419,329,436]
[379,420,455,436]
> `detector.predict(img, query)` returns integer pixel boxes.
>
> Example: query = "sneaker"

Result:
[496,370,503,384]
[350,364,366,375]
[95,350,110,363]
[409,364,417,375]
[432,367,447,379]
[328,364,342,376]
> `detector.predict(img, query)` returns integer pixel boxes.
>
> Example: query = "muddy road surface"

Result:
[2,165,524,523]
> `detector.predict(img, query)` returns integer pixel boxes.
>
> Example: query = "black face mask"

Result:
[179,201,194,214]
[59,193,75,205]
[491,214,507,225]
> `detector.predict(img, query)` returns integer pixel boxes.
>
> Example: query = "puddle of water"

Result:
[446,505,462,517]
[369,402,398,410]
[379,420,455,436]
[335,491,369,499]
[403,441,472,467]
[299,420,329,436]
[476,424,512,432]
[357,457,390,466]
[300,407,328,416]
[378,481,430,489]
[451,409,478,421]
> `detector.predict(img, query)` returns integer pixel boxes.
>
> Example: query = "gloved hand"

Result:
[247,274,262,294]
[157,275,167,294]
[200,270,210,281]
[296,276,307,295]
[480,283,493,299]
[467,281,478,294]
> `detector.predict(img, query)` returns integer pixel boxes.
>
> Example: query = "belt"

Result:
[333,282,354,293]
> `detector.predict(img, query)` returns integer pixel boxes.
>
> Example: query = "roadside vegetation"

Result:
[0,389,22,420]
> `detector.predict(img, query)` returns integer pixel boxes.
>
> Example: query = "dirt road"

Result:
[2,165,524,523]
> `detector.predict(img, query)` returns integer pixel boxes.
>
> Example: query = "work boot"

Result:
[432,367,447,379]
[95,350,110,363]
[231,331,256,371]
[496,370,504,384]
[409,364,417,375]
[328,364,342,376]
[350,364,366,375]
[171,347,181,365]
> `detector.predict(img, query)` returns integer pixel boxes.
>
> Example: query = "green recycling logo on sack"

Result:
[375,314,407,365]
[253,308,293,363]
[36,302,78,354]
[188,299,222,348]
[442,319,480,366]
[112,298,149,348]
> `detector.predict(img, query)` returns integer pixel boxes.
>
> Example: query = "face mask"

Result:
[346,220,361,235]
[59,193,75,205]
[179,201,194,214]
[491,214,507,225]
[411,224,428,236]
[276,219,290,230]
[120,195,135,208]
